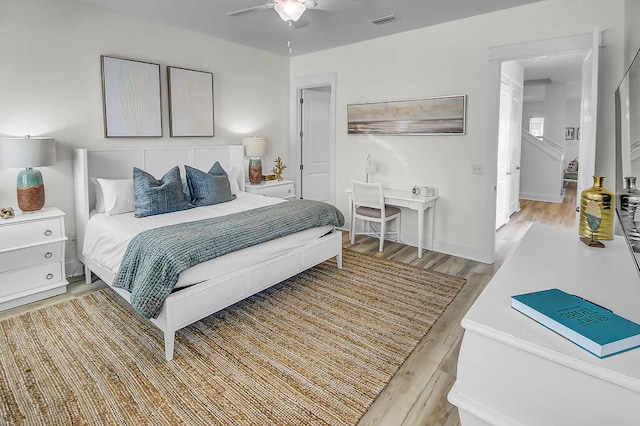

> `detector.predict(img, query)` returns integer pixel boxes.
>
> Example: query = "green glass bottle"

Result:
[579,176,614,241]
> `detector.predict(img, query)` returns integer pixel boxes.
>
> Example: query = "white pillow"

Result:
[91,177,105,213]
[97,178,135,215]
[228,167,241,195]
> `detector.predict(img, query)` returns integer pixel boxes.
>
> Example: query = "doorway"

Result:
[292,73,337,203]
[485,31,601,263]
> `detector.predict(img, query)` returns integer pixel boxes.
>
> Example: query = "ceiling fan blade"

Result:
[313,0,359,11]
[226,3,275,17]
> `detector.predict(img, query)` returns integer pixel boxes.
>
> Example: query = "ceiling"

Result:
[73,0,543,56]
[521,52,585,101]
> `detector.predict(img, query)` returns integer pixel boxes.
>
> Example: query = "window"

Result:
[529,117,544,139]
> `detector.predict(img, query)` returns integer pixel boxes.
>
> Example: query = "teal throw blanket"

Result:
[113,200,344,319]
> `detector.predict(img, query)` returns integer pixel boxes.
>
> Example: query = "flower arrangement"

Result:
[273,156,287,180]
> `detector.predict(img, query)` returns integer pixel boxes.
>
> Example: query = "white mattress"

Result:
[82,192,334,289]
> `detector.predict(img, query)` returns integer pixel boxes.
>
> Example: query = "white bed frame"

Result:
[73,146,342,361]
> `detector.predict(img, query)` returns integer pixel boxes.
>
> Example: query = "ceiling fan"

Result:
[226,0,318,24]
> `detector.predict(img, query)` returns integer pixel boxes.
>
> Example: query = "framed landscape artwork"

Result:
[167,66,214,137]
[347,95,466,135]
[101,55,162,138]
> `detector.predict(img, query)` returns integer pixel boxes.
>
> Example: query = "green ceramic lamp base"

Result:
[17,167,45,212]
[249,157,263,185]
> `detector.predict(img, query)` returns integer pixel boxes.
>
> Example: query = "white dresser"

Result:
[0,207,68,311]
[245,179,295,199]
[449,223,640,425]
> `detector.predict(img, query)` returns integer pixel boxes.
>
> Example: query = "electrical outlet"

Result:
[68,234,77,248]
[471,164,484,175]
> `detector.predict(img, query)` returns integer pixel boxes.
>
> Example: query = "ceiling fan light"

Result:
[274,1,306,22]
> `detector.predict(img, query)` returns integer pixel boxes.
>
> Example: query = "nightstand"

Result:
[0,207,68,311]
[245,179,296,199]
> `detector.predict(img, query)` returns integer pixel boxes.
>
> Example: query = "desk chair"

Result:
[350,180,401,252]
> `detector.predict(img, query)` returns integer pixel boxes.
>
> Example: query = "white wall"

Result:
[544,82,569,149]
[291,0,625,262]
[520,134,564,203]
[625,0,640,69]
[0,0,290,273]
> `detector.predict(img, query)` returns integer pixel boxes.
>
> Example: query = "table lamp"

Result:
[243,137,267,184]
[0,135,56,212]
[365,154,378,183]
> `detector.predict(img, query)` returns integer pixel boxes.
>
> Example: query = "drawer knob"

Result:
[288,189,292,193]
[44,230,52,236]
[46,273,54,280]
[45,252,52,259]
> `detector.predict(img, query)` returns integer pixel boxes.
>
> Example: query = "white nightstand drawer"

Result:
[0,218,63,251]
[260,183,294,198]
[244,180,296,199]
[0,262,63,299]
[0,242,63,273]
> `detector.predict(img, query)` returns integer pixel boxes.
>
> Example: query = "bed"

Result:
[73,145,343,361]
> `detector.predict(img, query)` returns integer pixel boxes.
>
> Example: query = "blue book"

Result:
[511,288,640,358]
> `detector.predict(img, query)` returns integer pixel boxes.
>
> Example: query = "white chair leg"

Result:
[379,221,385,252]
[396,215,401,243]
[351,216,356,245]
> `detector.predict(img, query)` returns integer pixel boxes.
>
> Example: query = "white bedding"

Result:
[83,192,334,289]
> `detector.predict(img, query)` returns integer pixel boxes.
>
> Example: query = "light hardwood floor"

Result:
[0,187,577,425]
[356,186,577,425]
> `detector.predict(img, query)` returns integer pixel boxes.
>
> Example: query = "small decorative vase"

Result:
[617,176,640,249]
[579,176,614,246]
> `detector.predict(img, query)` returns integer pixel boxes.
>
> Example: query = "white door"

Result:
[577,30,601,219]
[507,80,523,216]
[301,88,331,201]
[496,80,510,229]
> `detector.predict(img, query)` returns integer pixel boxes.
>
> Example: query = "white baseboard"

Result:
[346,225,493,264]
[520,192,563,203]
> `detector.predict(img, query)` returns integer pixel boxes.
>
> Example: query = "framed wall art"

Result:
[565,127,575,140]
[347,95,466,135]
[167,66,214,137]
[100,55,162,138]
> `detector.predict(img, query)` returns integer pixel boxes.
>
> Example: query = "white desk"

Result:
[448,223,640,425]
[346,189,438,258]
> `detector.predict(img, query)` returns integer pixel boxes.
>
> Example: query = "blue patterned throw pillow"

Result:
[185,162,235,207]
[133,166,192,217]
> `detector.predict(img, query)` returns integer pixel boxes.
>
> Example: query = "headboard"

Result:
[73,145,245,262]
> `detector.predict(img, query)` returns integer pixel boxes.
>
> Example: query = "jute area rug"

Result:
[0,250,465,425]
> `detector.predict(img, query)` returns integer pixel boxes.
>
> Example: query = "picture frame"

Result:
[167,66,214,137]
[565,127,575,140]
[347,95,466,135]
[101,55,162,138]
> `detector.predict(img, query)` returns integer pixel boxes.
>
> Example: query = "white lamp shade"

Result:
[243,137,268,158]
[274,0,306,22]
[0,136,56,169]
[365,156,378,174]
